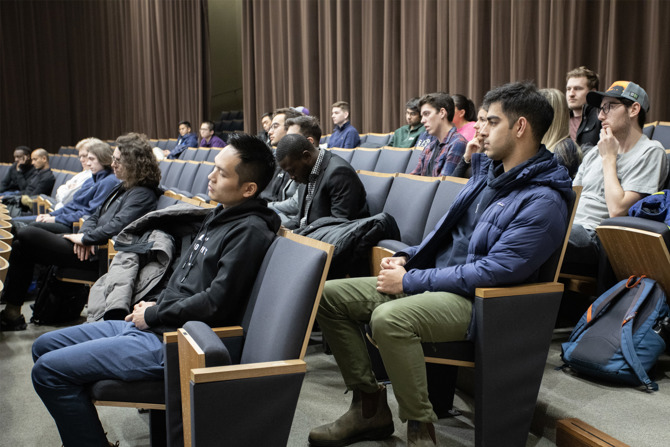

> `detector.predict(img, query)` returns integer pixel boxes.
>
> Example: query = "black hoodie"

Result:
[144,198,281,335]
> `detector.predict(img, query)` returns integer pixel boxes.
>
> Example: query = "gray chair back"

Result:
[423,178,468,239]
[382,176,439,246]
[240,236,330,364]
[358,172,394,215]
[374,148,413,174]
[404,149,423,173]
[350,149,381,171]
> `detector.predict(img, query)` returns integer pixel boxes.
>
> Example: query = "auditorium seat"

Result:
[422,176,468,239]
[180,148,198,161]
[360,133,392,148]
[373,147,413,174]
[643,121,657,139]
[194,148,210,162]
[653,121,670,148]
[206,148,221,163]
[161,160,186,190]
[349,148,381,171]
[329,148,355,163]
[404,148,423,173]
[357,171,395,215]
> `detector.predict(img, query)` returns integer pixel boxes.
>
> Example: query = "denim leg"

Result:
[32,321,164,447]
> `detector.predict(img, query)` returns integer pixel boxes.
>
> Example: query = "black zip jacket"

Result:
[144,198,281,335]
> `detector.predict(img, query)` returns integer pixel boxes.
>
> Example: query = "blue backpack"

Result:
[561,276,669,391]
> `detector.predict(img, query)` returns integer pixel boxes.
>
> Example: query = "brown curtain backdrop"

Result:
[242,0,670,136]
[0,0,209,159]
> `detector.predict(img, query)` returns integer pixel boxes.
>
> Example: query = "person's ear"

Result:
[628,102,641,119]
[242,181,258,198]
[516,117,528,138]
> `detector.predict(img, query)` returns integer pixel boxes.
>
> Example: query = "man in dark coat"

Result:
[276,133,369,230]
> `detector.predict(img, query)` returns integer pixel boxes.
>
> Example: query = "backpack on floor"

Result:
[561,275,669,391]
[30,266,89,325]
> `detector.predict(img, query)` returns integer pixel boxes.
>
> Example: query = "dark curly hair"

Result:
[115,133,161,188]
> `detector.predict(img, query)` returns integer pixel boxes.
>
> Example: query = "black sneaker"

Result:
[0,312,27,331]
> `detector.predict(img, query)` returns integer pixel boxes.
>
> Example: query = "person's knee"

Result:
[32,333,53,362]
[370,301,411,342]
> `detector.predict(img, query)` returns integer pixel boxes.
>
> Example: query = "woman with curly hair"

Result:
[1,133,162,331]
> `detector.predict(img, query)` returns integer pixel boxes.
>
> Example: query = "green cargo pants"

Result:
[317,276,472,422]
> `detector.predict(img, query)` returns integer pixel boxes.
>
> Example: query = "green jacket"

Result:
[388,124,425,148]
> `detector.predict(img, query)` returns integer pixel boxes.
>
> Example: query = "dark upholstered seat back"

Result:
[382,175,439,247]
[190,162,214,198]
[374,148,413,174]
[161,161,185,189]
[350,149,381,171]
[240,236,329,364]
[329,148,354,163]
[358,171,394,215]
[360,133,392,148]
[404,148,423,173]
[422,178,468,239]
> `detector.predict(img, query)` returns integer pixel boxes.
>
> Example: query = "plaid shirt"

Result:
[300,149,326,228]
[410,127,467,177]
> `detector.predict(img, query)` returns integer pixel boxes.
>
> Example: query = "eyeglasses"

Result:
[598,102,624,115]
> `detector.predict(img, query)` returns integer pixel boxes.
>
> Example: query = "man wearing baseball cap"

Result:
[563,81,668,287]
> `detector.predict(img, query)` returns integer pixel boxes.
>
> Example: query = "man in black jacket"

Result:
[277,133,369,230]
[566,66,601,152]
[26,148,56,196]
[0,146,33,196]
[30,134,281,447]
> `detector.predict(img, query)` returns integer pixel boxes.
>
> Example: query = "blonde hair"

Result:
[540,88,570,152]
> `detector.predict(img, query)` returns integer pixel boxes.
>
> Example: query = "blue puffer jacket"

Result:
[398,146,574,298]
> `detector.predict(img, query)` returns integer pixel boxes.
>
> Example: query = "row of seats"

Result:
[357,172,467,248]
[320,132,394,148]
[215,119,244,132]
[159,159,214,202]
[49,155,83,172]
[333,146,422,174]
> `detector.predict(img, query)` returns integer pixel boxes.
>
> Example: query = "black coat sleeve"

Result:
[81,186,159,245]
[25,170,56,196]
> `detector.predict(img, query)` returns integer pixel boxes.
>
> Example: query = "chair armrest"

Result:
[475,282,564,298]
[190,359,306,384]
[370,246,395,276]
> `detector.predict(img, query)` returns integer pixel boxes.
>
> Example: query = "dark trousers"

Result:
[2,226,97,307]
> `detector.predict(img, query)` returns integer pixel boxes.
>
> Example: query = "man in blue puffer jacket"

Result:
[309,82,574,447]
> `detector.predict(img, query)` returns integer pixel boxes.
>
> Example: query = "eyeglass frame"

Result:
[597,101,625,115]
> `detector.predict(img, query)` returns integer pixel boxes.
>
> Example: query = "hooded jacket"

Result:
[398,146,574,298]
[143,198,281,335]
[50,168,120,225]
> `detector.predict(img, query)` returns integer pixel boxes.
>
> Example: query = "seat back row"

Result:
[330,146,422,174]
[357,171,468,250]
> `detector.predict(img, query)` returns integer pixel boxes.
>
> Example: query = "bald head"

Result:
[31,148,49,170]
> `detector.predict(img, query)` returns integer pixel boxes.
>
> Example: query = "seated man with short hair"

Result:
[31,134,281,447]
[388,97,425,148]
[308,82,573,447]
[564,81,668,277]
[328,101,361,148]
[277,133,368,230]
[410,92,467,177]
[198,120,227,148]
[164,120,198,159]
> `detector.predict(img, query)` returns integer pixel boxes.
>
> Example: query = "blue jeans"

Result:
[32,321,165,447]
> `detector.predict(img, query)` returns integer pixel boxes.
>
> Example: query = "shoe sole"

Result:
[308,424,395,447]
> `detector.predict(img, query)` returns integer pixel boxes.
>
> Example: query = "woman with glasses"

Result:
[1,133,162,331]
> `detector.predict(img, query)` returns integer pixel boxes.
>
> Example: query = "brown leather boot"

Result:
[308,385,394,446]
[407,420,436,446]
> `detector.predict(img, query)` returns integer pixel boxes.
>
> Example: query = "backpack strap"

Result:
[620,278,659,391]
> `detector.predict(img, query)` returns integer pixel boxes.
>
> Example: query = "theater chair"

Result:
[596,216,670,295]
[368,186,581,447]
[87,231,333,447]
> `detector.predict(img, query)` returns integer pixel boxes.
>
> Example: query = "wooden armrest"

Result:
[370,246,395,276]
[212,326,244,338]
[475,282,563,298]
[164,331,179,343]
[190,359,306,384]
